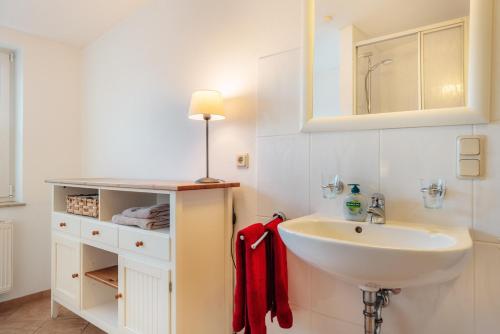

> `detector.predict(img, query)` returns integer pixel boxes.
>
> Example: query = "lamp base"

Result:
[195,177,221,184]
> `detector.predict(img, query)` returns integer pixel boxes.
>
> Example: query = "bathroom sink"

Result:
[278,216,472,289]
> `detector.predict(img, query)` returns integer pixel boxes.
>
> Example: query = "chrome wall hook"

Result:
[420,178,446,209]
[273,211,287,221]
[321,175,344,199]
[240,212,287,250]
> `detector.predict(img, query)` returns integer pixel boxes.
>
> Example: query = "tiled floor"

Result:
[0,295,106,334]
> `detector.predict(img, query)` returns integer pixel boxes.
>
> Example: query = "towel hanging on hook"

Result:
[233,211,293,333]
[240,212,287,250]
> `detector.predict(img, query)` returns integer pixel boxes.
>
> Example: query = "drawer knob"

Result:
[135,241,144,248]
[115,293,123,300]
[59,222,67,227]
[72,273,79,279]
[92,230,100,236]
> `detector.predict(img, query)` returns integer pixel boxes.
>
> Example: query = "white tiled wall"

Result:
[257,41,500,333]
[309,131,379,217]
[380,125,473,228]
[257,134,310,218]
[257,49,303,137]
[474,242,500,333]
[473,122,500,243]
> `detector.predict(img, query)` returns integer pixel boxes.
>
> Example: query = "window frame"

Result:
[0,48,15,202]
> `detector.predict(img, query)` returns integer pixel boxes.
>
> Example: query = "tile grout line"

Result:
[81,322,90,333]
[33,318,51,334]
[310,308,364,329]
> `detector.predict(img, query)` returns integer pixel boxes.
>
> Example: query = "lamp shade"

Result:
[188,90,225,121]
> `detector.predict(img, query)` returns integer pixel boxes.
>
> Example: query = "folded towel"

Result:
[122,203,170,219]
[112,213,169,230]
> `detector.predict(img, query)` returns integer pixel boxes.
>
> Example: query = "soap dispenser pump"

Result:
[343,184,368,222]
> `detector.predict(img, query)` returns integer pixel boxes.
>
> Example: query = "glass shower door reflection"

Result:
[356,34,419,115]
[421,24,466,109]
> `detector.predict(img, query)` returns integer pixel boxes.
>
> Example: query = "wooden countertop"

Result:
[45,178,240,191]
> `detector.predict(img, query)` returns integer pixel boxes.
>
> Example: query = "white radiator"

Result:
[0,221,12,294]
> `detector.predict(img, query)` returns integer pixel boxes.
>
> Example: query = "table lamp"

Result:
[188,90,225,184]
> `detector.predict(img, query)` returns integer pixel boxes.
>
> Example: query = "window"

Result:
[0,49,14,201]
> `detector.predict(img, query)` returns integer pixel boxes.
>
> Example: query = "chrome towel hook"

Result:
[239,212,286,250]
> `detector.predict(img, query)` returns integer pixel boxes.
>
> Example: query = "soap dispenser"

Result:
[343,184,368,222]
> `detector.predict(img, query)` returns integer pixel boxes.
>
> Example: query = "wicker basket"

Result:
[66,194,99,218]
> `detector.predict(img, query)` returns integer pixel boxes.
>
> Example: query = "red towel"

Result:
[233,223,268,334]
[266,217,293,328]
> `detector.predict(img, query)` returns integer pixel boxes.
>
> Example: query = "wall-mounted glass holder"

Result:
[420,178,446,209]
[321,175,344,199]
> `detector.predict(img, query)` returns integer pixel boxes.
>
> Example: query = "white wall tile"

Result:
[257,134,310,218]
[383,256,474,334]
[310,312,363,334]
[310,267,364,326]
[475,242,500,334]
[287,251,312,309]
[257,49,302,137]
[309,131,380,217]
[473,121,500,243]
[254,14,500,331]
[308,261,473,334]
[267,304,311,334]
[380,126,473,227]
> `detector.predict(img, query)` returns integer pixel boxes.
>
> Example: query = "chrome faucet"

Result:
[367,193,385,224]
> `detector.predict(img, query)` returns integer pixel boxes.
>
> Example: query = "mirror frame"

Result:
[302,0,493,132]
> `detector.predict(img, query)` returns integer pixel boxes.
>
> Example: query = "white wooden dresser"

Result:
[45,178,239,334]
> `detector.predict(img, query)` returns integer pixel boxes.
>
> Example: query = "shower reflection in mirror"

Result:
[355,18,466,115]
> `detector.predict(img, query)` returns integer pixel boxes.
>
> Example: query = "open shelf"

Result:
[53,185,99,218]
[82,301,118,333]
[85,266,118,289]
[99,189,169,222]
[82,244,119,328]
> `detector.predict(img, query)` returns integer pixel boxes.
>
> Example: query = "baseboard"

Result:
[0,290,50,312]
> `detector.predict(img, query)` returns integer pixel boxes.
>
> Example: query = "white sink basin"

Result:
[278,215,472,289]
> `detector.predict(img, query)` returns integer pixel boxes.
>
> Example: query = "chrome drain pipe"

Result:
[362,290,378,334]
[361,288,400,334]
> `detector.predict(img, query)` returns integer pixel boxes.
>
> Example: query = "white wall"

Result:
[0,26,81,302]
[257,2,500,334]
[81,0,302,229]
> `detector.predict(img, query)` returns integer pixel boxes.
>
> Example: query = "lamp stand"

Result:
[195,115,221,184]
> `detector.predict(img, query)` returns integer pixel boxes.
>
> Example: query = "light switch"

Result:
[459,138,480,155]
[459,159,480,177]
[456,135,484,179]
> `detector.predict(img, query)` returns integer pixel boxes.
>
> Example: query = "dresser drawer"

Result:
[81,219,118,248]
[119,227,170,261]
[52,212,80,237]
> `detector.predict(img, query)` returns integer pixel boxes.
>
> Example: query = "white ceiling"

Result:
[316,0,469,38]
[0,0,150,48]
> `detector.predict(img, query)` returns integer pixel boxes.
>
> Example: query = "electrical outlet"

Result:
[236,154,249,168]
